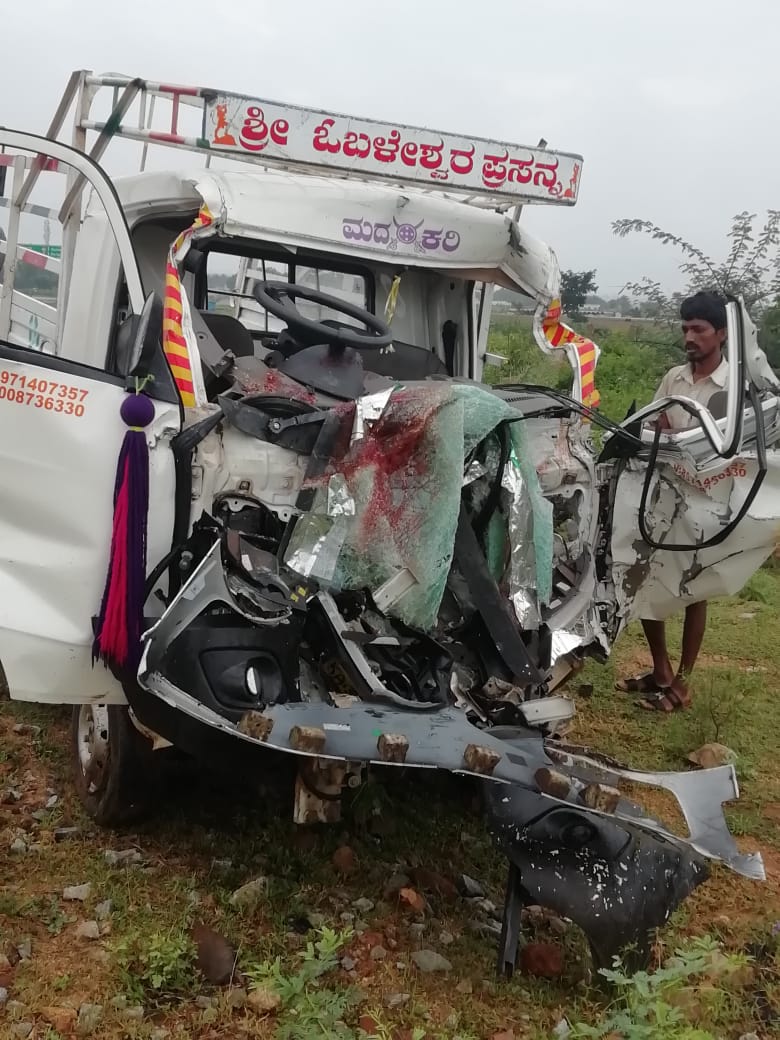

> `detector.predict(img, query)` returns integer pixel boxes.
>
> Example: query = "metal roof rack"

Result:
[22,70,583,216]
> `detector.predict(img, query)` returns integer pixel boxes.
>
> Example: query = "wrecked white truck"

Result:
[1,71,778,976]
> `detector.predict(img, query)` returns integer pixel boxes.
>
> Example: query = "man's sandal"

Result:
[615,672,668,695]
[637,688,690,713]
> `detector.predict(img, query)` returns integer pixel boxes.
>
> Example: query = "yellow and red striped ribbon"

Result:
[162,206,214,408]
[542,299,600,410]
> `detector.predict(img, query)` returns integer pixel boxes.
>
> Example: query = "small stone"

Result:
[439,930,455,946]
[395,960,406,970]
[54,827,81,842]
[76,921,100,941]
[31,811,47,822]
[226,987,247,1009]
[211,858,232,871]
[385,992,410,1009]
[124,1005,145,1021]
[104,848,142,867]
[456,979,473,994]
[95,900,112,921]
[399,887,426,914]
[409,923,425,939]
[195,996,214,1009]
[41,1007,78,1033]
[76,1003,103,1035]
[370,945,387,961]
[352,897,375,913]
[16,940,31,960]
[354,919,367,935]
[468,918,502,939]
[63,883,92,902]
[687,743,737,769]
[11,1024,33,1039]
[332,845,357,876]
[2,789,22,804]
[12,724,41,737]
[45,795,58,809]
[340,956,356,971]
[456,873,485,898]
[5,1000,27,1018]
[247,985,282,1013]
[411,950,452,973]
[553,1020,571,1039]
[230,876,269,909]
[9,838,27,854]
[468,896,499,918]
[110,995,128,1010]
[0,987,7,1006]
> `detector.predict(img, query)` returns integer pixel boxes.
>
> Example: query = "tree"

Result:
[612,210,780,319]
[560,269,598,319]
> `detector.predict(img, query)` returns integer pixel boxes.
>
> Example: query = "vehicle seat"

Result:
[199,311,256,358]
[362,340,449,380]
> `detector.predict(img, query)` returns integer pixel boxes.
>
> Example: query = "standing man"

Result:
[616,290,728,712]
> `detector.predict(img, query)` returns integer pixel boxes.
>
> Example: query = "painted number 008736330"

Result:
[0,369,88,418]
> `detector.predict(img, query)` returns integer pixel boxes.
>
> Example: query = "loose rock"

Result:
[63,883,92,902]
[76,921,100,941]
[352,897,375,914]
[385,992,410,1009]
[230,877,269,910]
[226,987,247,1010]
[124,1005,144,1021]
[455,979,473,994]
[439,930,455,946]
[41,1007,78,1033]
[11,1024,33,1039]
[370,945,387,961]
[340,956,356,971]
[411,949,452,973]
[54,827,82,842]
[10,838,27,854]
[95,900,112,921]
[195,996,214,1010]
[45,795,58,809]
[16,940,31,961]
[247,985,282,1013]
[456,873,485,898]
[76,1003,103,1035]
[0,987,7,1006]
[687,743,737,769]
[104,848,142,867]
[12,724,41,737]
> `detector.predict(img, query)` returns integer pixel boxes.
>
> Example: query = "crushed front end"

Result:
[135,376,764,972]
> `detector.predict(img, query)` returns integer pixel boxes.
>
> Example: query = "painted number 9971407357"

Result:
[0,369,88,418]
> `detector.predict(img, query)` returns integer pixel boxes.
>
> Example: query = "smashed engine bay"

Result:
[133,287,764,975]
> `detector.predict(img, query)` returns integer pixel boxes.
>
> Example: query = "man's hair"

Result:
[680,290,727,331]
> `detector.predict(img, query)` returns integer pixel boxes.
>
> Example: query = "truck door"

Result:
[0,129,180,704]
[608,298,780,625]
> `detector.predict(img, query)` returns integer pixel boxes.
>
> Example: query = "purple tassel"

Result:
[93,393,155,672]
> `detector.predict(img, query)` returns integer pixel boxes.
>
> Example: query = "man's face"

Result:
[681,318,726,364]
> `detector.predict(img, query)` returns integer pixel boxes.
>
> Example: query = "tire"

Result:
[71,703,156,827]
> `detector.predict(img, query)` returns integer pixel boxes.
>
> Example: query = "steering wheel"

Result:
[252,280,392,352]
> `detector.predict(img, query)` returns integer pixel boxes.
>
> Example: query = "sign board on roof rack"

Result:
[204,93,583,205]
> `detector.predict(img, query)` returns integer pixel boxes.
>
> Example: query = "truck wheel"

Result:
[71,704,155,826]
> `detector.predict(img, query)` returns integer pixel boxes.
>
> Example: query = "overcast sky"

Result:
[2,0,777,298]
